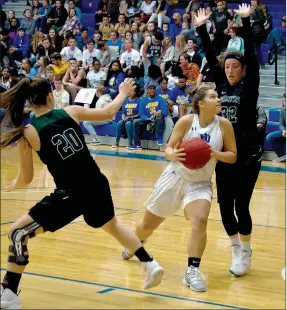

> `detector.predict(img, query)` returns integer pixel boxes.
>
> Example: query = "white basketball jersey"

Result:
[172,114,223,182]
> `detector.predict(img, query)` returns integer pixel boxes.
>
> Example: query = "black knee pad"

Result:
[8,222,40,266]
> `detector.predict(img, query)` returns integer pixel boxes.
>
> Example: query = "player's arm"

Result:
[65,78,136,122]
[165,115,193,163]
[6,137,34,191]
[211,117,237,164]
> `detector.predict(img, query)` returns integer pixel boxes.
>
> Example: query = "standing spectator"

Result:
[142,31,163,78]
[87,59,107,88]
[266,94,286,162]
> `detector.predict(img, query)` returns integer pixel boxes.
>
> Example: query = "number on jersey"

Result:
[51,128,83,160]
[221,106,238,123]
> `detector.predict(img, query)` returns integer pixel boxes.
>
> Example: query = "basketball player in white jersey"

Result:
[121,87,237,292]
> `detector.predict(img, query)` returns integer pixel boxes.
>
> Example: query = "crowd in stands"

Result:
[0,0,285,158]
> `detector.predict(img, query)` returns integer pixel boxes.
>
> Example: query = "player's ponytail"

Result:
[0,77,52,149]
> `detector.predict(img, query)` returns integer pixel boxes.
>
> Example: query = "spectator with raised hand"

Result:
[195,4,262,277]
[266,94,286,163]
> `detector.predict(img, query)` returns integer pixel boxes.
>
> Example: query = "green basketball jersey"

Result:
[30,109,101,190]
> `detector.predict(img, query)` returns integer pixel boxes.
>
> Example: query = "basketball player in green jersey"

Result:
[0,77,164,309]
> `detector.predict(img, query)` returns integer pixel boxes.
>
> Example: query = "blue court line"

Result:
[0,267,248,309]
[89,149,286,174]
[97,287,116,294]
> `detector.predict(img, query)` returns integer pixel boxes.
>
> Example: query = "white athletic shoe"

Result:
[0,285,21,309]
[183,266,206,292]
[142,259,164,289]
[229,245,252,276]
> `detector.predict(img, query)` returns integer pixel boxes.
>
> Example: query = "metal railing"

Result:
[268,44,280,85]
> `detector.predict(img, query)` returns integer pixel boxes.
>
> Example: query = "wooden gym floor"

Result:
[1,145,286,309]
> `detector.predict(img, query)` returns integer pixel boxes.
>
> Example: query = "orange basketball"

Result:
[180,137,211,170]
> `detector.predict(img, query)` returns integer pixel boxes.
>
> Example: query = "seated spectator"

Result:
[227,26,244,54]
[45,65,55,89]
[9,27,31,62]
[179,53,200,86]
[180,22,190,37]
[120,40,140,72]
[266,94,286,162]
[132,82,169,149]
[158,35,175,76]
[77,27,89,51]
[31,0,41,17]
[48,28,63,52]
[0,5,6,30]
[172,35,185,63]
[184,0,203,25]
[94,0,109,26]
[171,13,183,40]
[0,68,11,90]
[166,63,183,90]
[83,40,100,70]
[4,10,18,30]
[139,0,156,24]
[68,0,82,21]
[87,58,107,88]
[93,30,103,49]
[95,41,111,69]
[99,15,114,41]
[256,105,267,159]
[121,0,139,21]
[36,0,52,34]
[20,9,37,36]
[47,0,68,33]
[60,36,83,64]
[148,0,170,29]
[62,57,87,102]
[185,38,202,68]
[35,55,49,78]
[31,30,46,57]
[107,31,123,61]
[104,60,125,99]
[58,8,81,37]
[267,16,286,50]
[113,87,141,148]
[34,37,56,61]
[8,18,19,41]
[50,52,69,78]
[83,85,114,145]
[0,29,12,68]
[170,75,192,118]
[144,64,162,89]
[114,13,130,39]
[53,77,70,109]
[18,58,37,78]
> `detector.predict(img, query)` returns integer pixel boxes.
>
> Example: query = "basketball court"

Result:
[0,145,285,309]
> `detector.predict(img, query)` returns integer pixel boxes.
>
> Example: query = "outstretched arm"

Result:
[65,79,136,122]
[195,8,227,88]
[235,4,260,91]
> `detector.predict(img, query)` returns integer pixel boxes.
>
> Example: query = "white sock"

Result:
[230,235,240,246]
[241,241,250,251]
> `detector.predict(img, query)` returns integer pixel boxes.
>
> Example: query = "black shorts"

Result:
[215,158,261,204]
[28,174,115,232]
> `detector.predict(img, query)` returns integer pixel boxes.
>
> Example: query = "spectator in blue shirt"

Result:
[104,60,125,99]
[112,87,141,148]
[9,28,31,62]
[131,82,168,149]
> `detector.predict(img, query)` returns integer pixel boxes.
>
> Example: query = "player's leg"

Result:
[215,162,243,275]
[1,214,43,309]
[182,188,211,292]
[234,159,261,276]
[101,216,164,289]
[122,210,165,260]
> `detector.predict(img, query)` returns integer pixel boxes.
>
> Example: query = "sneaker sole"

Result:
[182,278,207,292]
[229,269,245,277]
[144,267,164,289]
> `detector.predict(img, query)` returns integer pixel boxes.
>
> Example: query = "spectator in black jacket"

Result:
[47,0,68,32]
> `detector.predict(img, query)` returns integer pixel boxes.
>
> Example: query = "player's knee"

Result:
[190,215,208,232]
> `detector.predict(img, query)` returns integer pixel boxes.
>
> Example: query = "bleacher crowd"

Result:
[0,0,285,159]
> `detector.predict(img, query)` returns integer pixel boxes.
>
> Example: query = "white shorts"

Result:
[144,164,212,218]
